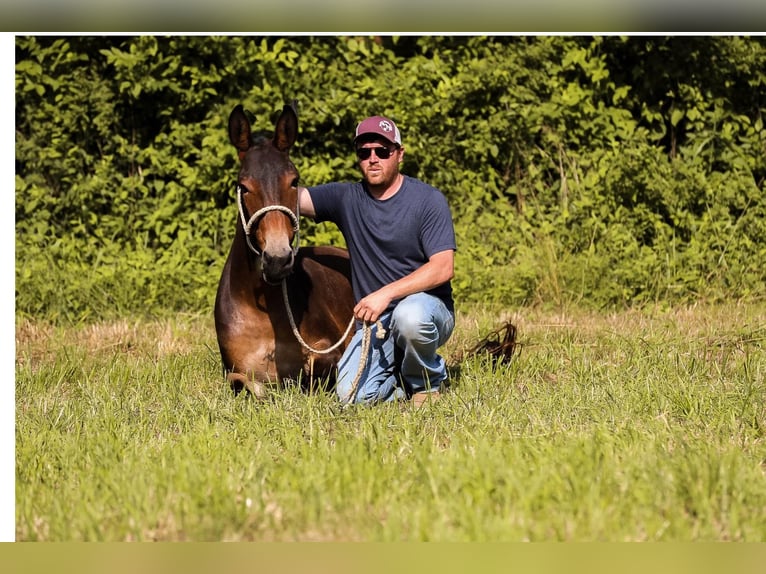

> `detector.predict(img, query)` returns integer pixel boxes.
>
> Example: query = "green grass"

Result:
[15,304,766,541]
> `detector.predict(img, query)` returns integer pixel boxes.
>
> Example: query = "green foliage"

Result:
[15,35,766,322]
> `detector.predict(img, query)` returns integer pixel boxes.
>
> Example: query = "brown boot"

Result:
[412,390,441,408]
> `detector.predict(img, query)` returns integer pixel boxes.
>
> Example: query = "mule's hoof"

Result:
[244,380,267,399]
[227,373,267,399]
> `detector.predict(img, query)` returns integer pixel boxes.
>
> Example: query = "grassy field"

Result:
[14,303,766,541]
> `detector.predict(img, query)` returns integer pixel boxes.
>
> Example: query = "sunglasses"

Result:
[356,146,395,160]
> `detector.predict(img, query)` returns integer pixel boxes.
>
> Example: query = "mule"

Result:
[214,102,354,397]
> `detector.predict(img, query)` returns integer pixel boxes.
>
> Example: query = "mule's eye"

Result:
[290,177,300,189]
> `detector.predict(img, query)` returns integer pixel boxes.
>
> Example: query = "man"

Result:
[298,115,456,406]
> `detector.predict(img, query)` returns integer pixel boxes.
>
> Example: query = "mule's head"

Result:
[229,103,300,284]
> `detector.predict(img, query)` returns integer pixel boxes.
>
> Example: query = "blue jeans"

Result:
[335,292,455,405]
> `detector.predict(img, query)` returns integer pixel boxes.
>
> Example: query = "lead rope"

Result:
[342,318,386,406]
[280,279,355,355]
[280,279,385,406]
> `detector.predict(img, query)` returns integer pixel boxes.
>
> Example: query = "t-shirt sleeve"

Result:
[307,183,346,224]
[420,190,457,257]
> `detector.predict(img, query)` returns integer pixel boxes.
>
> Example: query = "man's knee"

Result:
[392,297,433,340]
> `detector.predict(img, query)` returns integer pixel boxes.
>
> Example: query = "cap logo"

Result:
[379,120,393,133]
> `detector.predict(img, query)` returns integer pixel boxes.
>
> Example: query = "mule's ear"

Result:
[273,102,298,152]
[228,105,252,157]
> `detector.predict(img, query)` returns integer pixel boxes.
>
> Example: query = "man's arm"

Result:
[298,186,316,219]
[353,249,455,324]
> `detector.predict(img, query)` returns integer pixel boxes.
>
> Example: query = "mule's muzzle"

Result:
[261,247,295,284]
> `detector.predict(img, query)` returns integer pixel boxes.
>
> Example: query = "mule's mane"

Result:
[250,132,273,147]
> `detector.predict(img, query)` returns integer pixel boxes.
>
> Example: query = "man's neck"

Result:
[368,173,404,200]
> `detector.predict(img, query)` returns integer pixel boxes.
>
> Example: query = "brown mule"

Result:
[214,103,354,397]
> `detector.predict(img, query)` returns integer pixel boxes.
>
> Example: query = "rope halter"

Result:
[236,182,300,257]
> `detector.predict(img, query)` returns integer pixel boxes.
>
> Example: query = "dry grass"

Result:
[16,313,213,368]
[447,301,766,365]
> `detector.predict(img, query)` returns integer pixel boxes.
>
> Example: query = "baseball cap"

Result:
[354,115,402,146]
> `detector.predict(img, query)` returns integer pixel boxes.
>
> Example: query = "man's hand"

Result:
[354,289,393,323]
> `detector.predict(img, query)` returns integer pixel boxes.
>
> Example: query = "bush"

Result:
[15,35,766,322]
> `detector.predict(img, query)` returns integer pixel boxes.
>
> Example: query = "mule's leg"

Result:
[226,372,267,399]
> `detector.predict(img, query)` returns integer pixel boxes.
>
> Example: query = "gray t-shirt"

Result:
[308,175,456,313]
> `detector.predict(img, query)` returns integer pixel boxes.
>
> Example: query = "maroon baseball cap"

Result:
[354,115,402,146]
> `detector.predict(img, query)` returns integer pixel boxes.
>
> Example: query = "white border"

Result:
[2,32,16,543]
